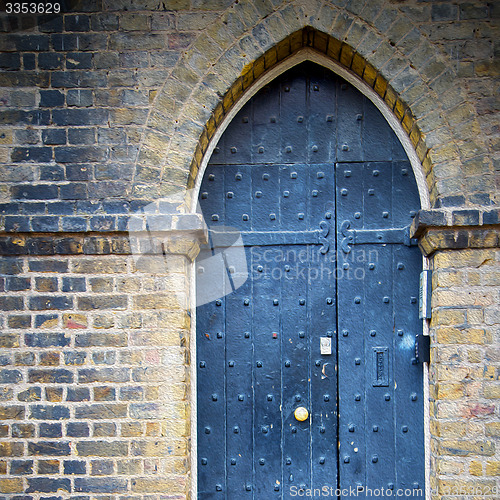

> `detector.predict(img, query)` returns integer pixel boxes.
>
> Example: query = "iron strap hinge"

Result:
[340,220,418,253]
[208,221,330,253]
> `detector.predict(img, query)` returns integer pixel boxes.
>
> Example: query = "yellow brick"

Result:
[433,249,497,269]
[468,348,482,363]
[436,421,467,438]
[467,308,484,324]
[485,460,500,476]
[485,422,500,437]
[0,478,23,494]
[436,365,470,382]
[438,478,496,496]
[435,327,489,345]
[483,384,500,399]
[0,130,12,144]
[363,63,377,87]
[62,314,87,329]
[439,439,495,457]
[132,476,186,494]
[436,382,464,399]
[467,270,481,285]
[433,269,463,287]
[438,458,465,475]
[133,294,182,310]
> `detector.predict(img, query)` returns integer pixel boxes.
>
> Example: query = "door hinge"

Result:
[419,270,432,319]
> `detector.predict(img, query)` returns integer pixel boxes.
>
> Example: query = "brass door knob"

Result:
[294,407,309,421]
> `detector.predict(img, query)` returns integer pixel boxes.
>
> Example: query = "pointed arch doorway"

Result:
[195,61,425,498]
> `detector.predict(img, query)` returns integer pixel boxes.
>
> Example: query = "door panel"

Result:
[197,62,424,499]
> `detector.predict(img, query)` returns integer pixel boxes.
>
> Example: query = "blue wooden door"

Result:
[196,63,424,498]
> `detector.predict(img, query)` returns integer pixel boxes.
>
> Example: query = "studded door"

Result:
[196,63,424,499]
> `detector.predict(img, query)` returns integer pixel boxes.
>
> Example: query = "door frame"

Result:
[189,48,431,499]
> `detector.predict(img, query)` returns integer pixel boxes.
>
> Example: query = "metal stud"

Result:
[354,297,361,304]
[398,329,404,336]
[382,211,389,218]
[354,212,361,219]
[372,455,378,463]
[297,116,303,123]
[348,424,355,432]
[313,85,319,91]
[324,395,330,402]
[327,330,333,337]
[342,144,349,151]
[256,361,262,367]
[208,174,215,181]
[385,394,391,401]
[312,145,318,152]
[199,361,206,368]
[286,457,292,465]
[255,191,262,198]
[204,427,211,434]
[262,426,268,434]
[325,211,332,219]
[258,146,264,153]
[410,210,417,217]
[201,192,208,199]
[355,358,361,365]
[259,458,265,465]
[227,191,233,199]
[242,214,249,221]
[285,146,292,153]
[298,213,304,220]
[373,170,379,176]
[341,83,348,90]
[246,484,253,491]
[211,214,219,221]
[242,116,248,123]
[356,114,363,121]
[233,426,239,433]
[370,330,376,337]
[213,148,220,154]
[369,263,375,270]
[283,191,290,197]
[270,117,276,122]
[342,330,349,337]
[343,263,349,270]
[273,299,279,306]
[388,483,394,490]
[341,188,348,196]
[411,393,417,401]
[344,170,351,177]
[243,299,250,306]
[291,171,298,179]
[295,395,301,402]
[262,173,269,180]
[238,394,244,401]
[326,297,333,305]
[315,360,321,367]
[402,426,408,433]
[298,331,305,338]
[272,332,278,339]
[285,360,291,367]
[319,426,325,434]
[344,456,350,463]
[411,297,417,304]
[383,296,390,303]
[284,86,290,92]
[216,484,222,491]
[201,458,208,465]
[317,171,324,179]
[257,265,263,272]
[230,147,237,154]
[285,265,291,272]
[267,394,273,401]
[312,190,318,197]
[291,426,297,433]
[244,332,250,338]
[397,263,404,270]
[230,458,236,465]
[401,168,408,176]
[368,189,375,196]
[235,173,242,180]
[355,394,361,401]
[373,425,378,432]
[274,485,280,491]
[319,457,325,464]
[326,115,333,122]
[228,361,234,367]
[198,266,204,274]
[413,483,419,489]
[212,394,218,401]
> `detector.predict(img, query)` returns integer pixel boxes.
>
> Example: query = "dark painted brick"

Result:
[0,442,24,456]
[0,369,22,383]
[0,296,23,310]
[26,238,55,256]
[89,216,116,231]
[61,217,87,232]
[66,164,91,181]
[0,238,26,255]
[76,201,101,214]
[8,315,31,329]
[29,296,73,310]
[0,203,21,215]
[62,277,86,292]
[65,14,90,31]
[12,423,35,438]
[59,182,88,200]
[51,33,107,52]
[37,459,60,474]
[51,109,108,126]
[0,404,24,418]
[75,404,127,420]
[23,53,36,70]
[68,128,96,145]
[29,441,70,456]
[55,147,106,163]
[0,53,20,70]
[64,460,86,475]
[64,351,87,366]
[55,237,83,255]
[47,202,75,215]
[31,217,59,232]
[4,216,30,232]
[28,260,68,272]
[51,71,107,88]
[26,478,71,493]
[33,314,58,328]
[14,352,35,366]
[11,147,52,163]
[76,440,127,457]
[30,405,70,420]
[38,14,64,32]
[39,89,64,106]
[437,195,466,207]
[10,460,33,475]
[17,388,41,403]
[40,165,65,181]
[66,52,92,69]
[11,185,58,200]
[12,34,50,51]
[28,369,73,384]
[102,201,130,214]
[0,259,23,275]
[67,388,90,402]
[431,3,458,21]
[0,110,50,126]
[66,422,89,437]
[77,295,127,311]
[483,209,499,224]
[6,277,31,291]
[42,129,66,146]
[91,459,113,475]
[75,477,127,493]
[22,203,46,214]
[38,53,64,70]
[452,209,480,226]
[39,423,62,438]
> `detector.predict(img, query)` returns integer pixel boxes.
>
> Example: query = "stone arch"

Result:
[133,0,490,209]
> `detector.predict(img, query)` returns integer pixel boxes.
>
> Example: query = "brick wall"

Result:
[0,0,499,498]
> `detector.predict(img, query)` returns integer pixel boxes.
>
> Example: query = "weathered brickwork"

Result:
[0,0,498,498]
[428,247,500,498]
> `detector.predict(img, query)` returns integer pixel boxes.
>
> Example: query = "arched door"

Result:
[196,62,424,498]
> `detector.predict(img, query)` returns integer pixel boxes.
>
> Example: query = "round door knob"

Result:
[294,407,309,421]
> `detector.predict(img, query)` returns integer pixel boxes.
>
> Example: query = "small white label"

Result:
[320,337,332,355]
